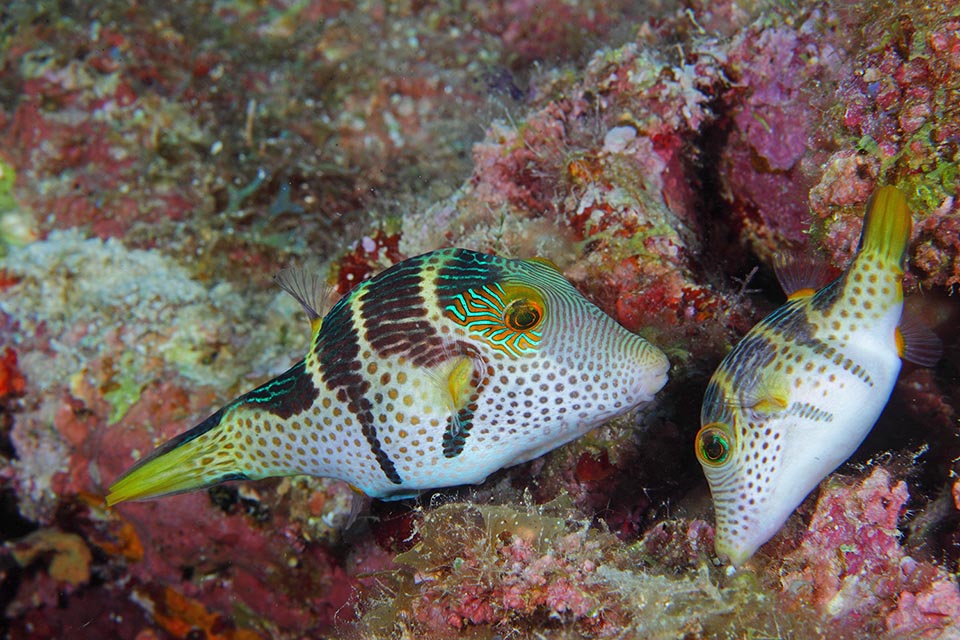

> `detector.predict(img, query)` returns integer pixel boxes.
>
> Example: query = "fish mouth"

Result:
[714,534,758,568]
[636,349,670,400]
[713,504,782,567]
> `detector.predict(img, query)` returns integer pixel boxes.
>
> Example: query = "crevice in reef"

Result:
[0,489,37,543]
[690,97,785,313]
[0,486,39,630]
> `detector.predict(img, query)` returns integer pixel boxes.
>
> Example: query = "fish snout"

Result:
[622,337,670,404]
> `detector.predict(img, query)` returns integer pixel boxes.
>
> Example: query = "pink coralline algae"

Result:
[718,20,843,261]
[778,467,960,639]
[713,5,960,295]
[811,10,960,291]
[352,502,616,636]
[395,30,756,361]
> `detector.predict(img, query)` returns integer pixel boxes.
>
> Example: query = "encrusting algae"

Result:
[106,248,669,505]
[696,186,942,566]
[3,1,960,637]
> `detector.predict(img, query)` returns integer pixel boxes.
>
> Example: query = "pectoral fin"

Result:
[896,310,942,367]
[741,375,790,415]
[438,353,485,458]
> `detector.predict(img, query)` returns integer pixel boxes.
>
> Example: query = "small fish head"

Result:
[695,413,789,566]
[538,283,670,411]
[696,407,853,566]
[445,257,669,446]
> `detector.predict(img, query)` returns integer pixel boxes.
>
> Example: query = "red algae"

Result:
[330,230,404,295]
[0,347,26,400]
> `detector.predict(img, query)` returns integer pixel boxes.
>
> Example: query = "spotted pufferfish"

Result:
[107,248,669,505]
[695,186,941,566]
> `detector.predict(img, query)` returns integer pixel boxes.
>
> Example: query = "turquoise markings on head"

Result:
[434,248,506,297]
[443,279,546,358]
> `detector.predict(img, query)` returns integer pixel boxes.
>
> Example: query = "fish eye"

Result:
[696,423,731,466]
[504,298,543,331]
[444,281,546,357]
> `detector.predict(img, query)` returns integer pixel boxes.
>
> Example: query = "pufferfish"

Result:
[695,186,941,566]
[106,248,669,505]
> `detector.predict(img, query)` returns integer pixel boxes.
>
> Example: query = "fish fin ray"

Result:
[774,251,837,299]
[897,311,942,367]
[274,267,335,333]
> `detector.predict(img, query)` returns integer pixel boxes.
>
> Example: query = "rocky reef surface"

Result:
[0,1,958,638]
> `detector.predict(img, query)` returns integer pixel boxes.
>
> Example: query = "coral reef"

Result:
[777,466,960,640]
[349,498,812,639]
[0,0,958,638]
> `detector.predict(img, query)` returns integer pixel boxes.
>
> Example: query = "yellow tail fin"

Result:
[859,186,912,268]
[105,409,246,506]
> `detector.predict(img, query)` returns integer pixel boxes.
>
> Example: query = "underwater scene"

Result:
[0,0,958,638]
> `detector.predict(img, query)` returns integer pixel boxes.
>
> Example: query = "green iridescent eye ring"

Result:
[444,282,545,357]
[696,423,730,466]
[504,297,543,331]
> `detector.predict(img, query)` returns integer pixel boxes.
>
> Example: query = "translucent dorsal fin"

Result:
[274,267,333,333]
[774,252,836,300]
[896,311,942,367]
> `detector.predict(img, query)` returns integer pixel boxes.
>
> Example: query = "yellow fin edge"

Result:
[106,413,240,506]
[860,186,912,267]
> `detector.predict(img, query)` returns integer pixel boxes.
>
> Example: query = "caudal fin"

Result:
[859,186,912,268]
[105,408,247,506]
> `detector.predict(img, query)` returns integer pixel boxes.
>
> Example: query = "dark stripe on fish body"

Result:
[722,334,778,382]
[443,407,474,457]
[810,278,844,313]
[763,301,817,345]
[362,259,425,319]
[238,360,319,419]
[700,380,733,425]
[360,255,447,366]
[788,402,833,422]
[441,343,487,457]
[316,290,402,485]
[367,320,439,353]
[219,472,250,482]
